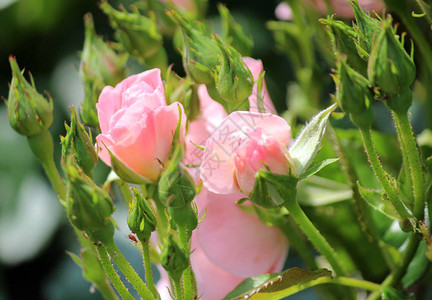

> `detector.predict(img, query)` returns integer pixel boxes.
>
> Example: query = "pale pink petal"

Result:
[97,85,123,133]
[190,231,245,300]
[226,111,291,145]
[197,191,288,278]
[275,2,293,20]
[197,85,227,131]
[200,137,238,194]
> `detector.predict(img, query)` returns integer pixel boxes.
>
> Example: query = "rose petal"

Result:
[197,190,288,278]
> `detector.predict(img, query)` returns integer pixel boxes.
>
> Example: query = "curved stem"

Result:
[104,239,154,300]
[96,244,134,300]
[360,129,412,219]
[367,234,420,300]
[393,111,426,220]
[141,239,160,299]
[283,198,346,277]
[27,131,66,200]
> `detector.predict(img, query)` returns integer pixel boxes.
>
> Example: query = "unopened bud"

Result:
[7,57,53,137]
[168,9,221,85]
[213,34,253,110]
[350,0,382,59]
[100,1,164,62]
[161,235,188,281]
[368,19,416,96]
[61,106,98,175]
[64,156,115,243]
[128,188,157,241]
[320,16,367,75]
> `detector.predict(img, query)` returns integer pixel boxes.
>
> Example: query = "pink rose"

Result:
[159,0,196,12]
[185,57,276,182]
[157,188,288,300]
[96,69,186,182]
[276,0,384,20]
[200,111,292,195]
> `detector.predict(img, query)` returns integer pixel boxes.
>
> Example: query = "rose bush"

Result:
[96,68,186,182]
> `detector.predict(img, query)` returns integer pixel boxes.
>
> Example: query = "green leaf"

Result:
[249,170,298,208]
[402,240,429,288]
[289,104,336,175]
[222,273,278,300]
[357,183,401,220]
[381,286,411,300]
[223,267,332,300]
[299,158,340,180]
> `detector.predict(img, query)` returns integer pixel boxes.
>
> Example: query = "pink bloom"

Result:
[159,0,196,12]
[275,2,293,21]
[185,57,276,181]
[156,188,288,300]
[276,0,384,20]
[200,111,292,195]
[96,69,186,182]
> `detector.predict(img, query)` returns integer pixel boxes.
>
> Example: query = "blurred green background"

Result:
[0,0,300,299]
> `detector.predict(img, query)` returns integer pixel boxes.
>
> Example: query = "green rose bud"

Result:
[167,9,221,85]
[334,57,374,129]
[168,204,198,239]
[158,163,196,208]
[367,19,416,96]
[128,187,157,241]
[218,4,253,56]
[100,1,164,63]
[350,0,382,59]
[7,56,53,137]
[61,106,98,175]
[64,156,115,243]
[79,13,128,127]
[320,16,367,75]
[161,235,189,282]
[213,34,253,111]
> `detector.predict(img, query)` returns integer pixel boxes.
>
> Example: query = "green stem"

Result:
[178,227,197,300]
[283,198,346,277]
[174,278,183,300]
[393,113,415,209]
[327,277,381,292]
[95,278,119,300]
[367,234,420,300]
[96,244,134,300]
[277,216,318,269]
[27,130,66,200]
[105,239,154,300]
[393,111,426,220]
[360,129,412,219]
[141,239,160,299]
[329,126,395,270]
